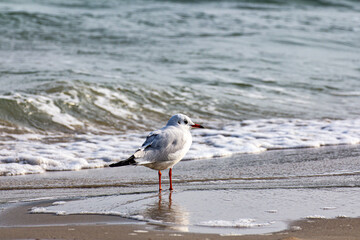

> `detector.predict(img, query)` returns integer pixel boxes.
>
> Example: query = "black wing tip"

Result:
[109,162,120,167]
[109,155,136,167]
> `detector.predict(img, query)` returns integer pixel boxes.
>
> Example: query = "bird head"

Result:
[167,114,204,130]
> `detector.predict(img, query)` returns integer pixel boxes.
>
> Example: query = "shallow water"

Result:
[1,0,360,176]
[28,188,360,235]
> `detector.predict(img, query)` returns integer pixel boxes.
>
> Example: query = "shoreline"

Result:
[1,145,360,239]
[1,200,360,240]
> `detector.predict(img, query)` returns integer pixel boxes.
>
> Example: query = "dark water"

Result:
[1,0,360,175]
[1,0,360,133]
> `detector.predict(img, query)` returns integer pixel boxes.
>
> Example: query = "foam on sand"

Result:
[198,219,272,228]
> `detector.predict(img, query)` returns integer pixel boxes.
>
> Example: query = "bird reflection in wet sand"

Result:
[143,191,189,232]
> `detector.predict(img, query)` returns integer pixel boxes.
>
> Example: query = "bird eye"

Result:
[178,121,181,124]
[184,120,188,124]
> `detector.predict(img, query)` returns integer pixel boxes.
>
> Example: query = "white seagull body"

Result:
[110,114,203,191]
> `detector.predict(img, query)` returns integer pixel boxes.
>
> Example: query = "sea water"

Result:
[1,0,360,174]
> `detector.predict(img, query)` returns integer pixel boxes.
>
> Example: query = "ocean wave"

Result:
[2,76,358,136]
[1,118,360,176]
[0,80,164,133]
[0,79,248,134]
[1,0,360,123]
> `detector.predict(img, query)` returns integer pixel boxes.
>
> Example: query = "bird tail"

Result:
[109,155,137,167]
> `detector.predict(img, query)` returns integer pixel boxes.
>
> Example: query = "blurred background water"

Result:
[1,0,360,175]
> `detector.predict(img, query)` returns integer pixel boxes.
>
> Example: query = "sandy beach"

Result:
[1,200,360,240]
[2,218,360,240]
[1,145,360,239]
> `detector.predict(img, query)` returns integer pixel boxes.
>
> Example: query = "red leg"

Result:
[158,170,162,192]
[169,168,173,191]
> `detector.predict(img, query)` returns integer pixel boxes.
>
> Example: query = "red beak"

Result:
[191,124,204,128]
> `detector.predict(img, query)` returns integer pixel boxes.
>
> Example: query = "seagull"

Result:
[109,114,204,191]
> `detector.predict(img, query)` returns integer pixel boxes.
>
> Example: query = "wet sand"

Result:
[1,145,360,239]
[2,219,360,240]
[1,200,360,240]
[1,208,360,239]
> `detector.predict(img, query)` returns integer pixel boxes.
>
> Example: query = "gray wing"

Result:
[141,130,161,149]
[133,130,162,158]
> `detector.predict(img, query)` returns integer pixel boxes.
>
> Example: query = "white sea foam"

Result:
[30,207,52,214]
[1,118,360,176]
[198,219,271,228]
[92,86,137,119]
[52,201,67,205]
[24,197,55,202]
[187,118,360,159]
[29,95,84,130]
[306,215,326,219]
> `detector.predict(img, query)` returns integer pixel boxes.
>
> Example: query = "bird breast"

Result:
[143,127,192,167]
